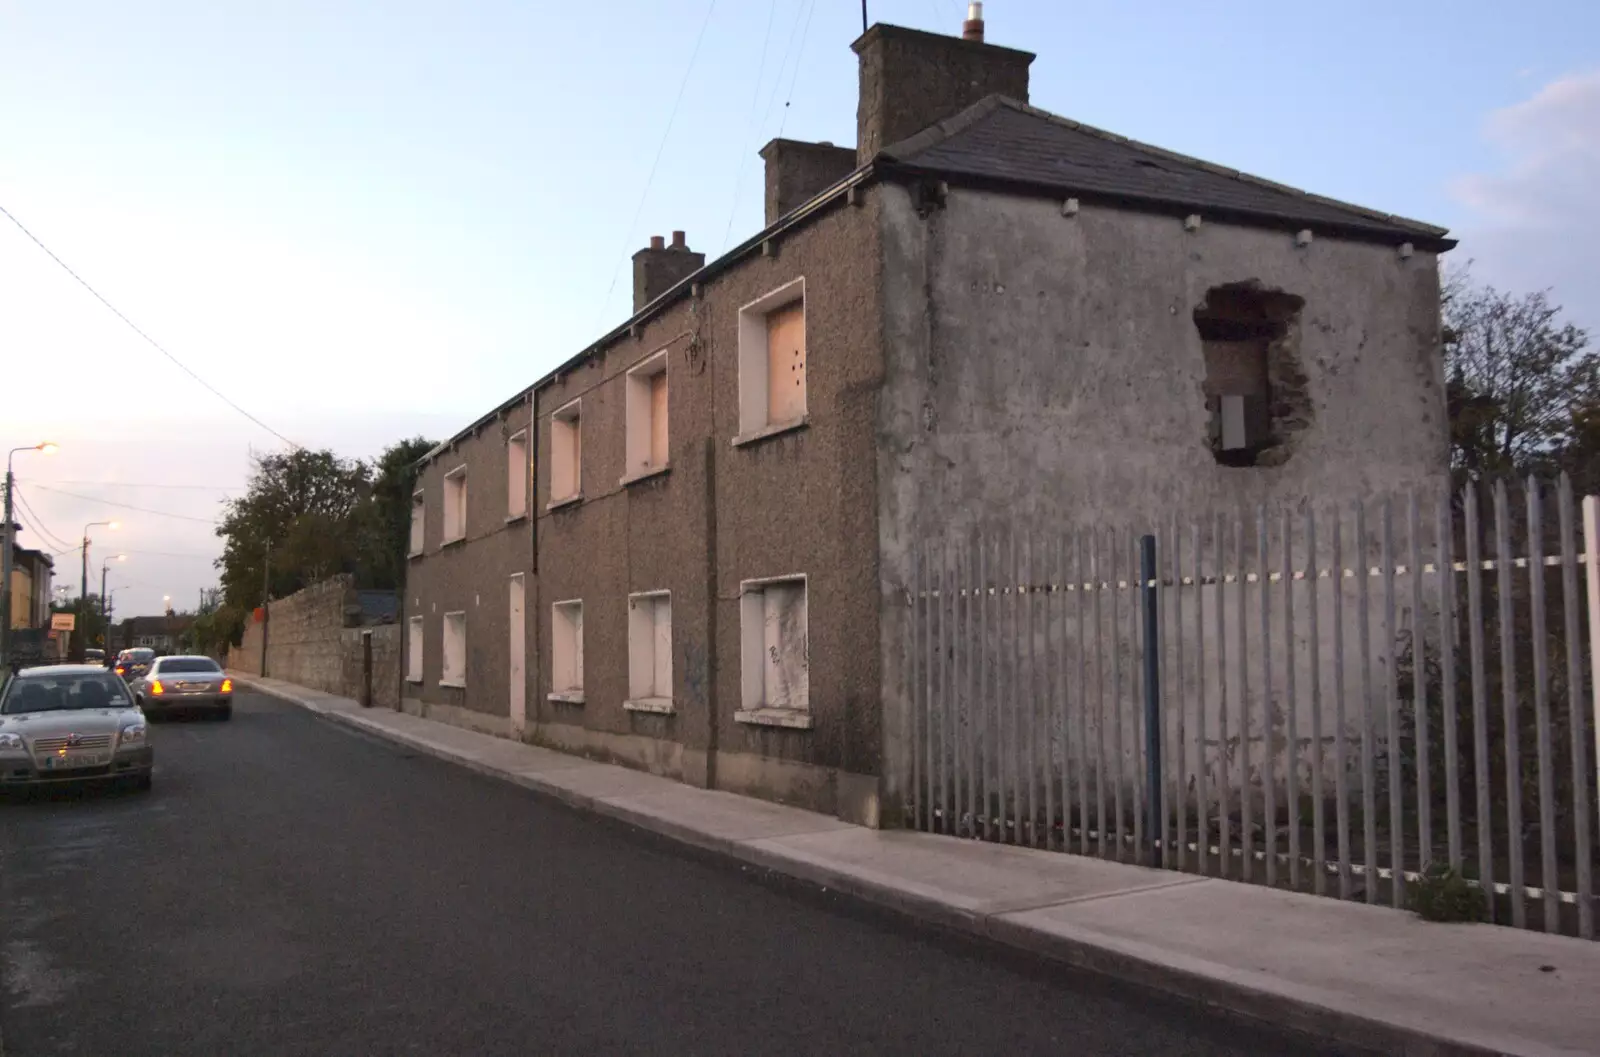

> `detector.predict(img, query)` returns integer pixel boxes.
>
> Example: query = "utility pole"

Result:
[2,465,13,667]
[76,520,115,663]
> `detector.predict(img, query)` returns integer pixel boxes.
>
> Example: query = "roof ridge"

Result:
[878,94,1010,162]
[990,97,1447,237]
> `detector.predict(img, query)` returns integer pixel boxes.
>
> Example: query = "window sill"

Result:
[439,679,465,689]
[407,550,424,561]
[440,535,467,549]
[547,494,583,513]
[619,464,670,488]
[505,510,528,524]
[623,696,675,715]
[548,691,586,705]
[732,416,809,449]
[735,707,813,730]
[405,676,423,684]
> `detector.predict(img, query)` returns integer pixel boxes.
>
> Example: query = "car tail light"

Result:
[115,666,125,675]
[220,678,233,693]
[150,680,165,696]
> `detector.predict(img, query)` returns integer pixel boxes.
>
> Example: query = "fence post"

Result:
[1141,534,1162,865]
[1584,496,1600,854]
[361,630,373,708]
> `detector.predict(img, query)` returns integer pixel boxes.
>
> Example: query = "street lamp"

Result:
[2,441,58,666]
[76,519,118,662]
[100,554,127,652]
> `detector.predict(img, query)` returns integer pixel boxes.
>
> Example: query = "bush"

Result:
[1407,862,1487,923]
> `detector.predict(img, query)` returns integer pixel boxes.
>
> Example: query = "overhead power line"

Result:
[594,0,719,330]
[14,504,73,554]
[0,202,302,450]
[774,0,819,142]
[719,0,781,252]
[10,485,76,551]
[27,483,221,525]
[23,479,243,492]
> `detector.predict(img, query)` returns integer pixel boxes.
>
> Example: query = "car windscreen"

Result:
[157,659,220,674]
[1,672,133,715]
[128,650,155,662]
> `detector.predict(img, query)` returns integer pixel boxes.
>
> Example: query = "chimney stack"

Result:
[851,15,1033,163]
[760,138,859,224]
[962,2,984,41]
[632,232,705,313]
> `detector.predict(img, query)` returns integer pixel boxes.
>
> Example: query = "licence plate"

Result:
[41,753,110,771]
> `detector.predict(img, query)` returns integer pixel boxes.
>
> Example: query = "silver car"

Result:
[0,665,153,790]
[130,655,233,720]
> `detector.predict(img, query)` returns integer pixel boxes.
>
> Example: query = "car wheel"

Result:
[216,705,232,721]
[131,773,152,792]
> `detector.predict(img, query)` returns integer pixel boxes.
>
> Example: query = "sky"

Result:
[3,0,1597,621]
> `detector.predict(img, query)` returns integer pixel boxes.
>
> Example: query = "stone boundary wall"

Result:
[226,575,399,706]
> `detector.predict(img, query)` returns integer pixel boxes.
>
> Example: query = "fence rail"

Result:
[904,476,1600,939]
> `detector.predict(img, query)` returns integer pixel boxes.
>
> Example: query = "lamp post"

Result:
[2,441,58,667]
[100,554,126,654]
[77,519,118,662]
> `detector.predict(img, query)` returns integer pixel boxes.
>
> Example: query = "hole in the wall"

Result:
[1193,282,1307,468]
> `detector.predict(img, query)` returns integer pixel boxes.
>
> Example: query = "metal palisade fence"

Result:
[905,476,1600,939]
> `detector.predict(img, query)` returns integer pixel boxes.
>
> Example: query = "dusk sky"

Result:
[3,0,1596,619]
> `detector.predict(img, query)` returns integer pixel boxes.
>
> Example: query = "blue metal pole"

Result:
[1140,534,1162,865]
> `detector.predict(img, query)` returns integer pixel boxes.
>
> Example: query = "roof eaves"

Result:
[998,96,1449,238]
[878,157,1456,253]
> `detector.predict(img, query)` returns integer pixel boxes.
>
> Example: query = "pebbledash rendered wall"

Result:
[228,575,401,709]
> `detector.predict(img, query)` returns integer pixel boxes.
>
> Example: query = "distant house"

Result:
[400,15,1453,826]
[7,542,54,630]
[117,614,195,655]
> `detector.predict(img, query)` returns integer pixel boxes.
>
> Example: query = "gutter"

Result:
[873,156,1459,254]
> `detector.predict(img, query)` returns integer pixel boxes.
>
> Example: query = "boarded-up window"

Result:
[552,600,584,695]
[765,301,806,425]
[441,611,466,687]
[443,468,467,542]
[624,351,669,477]
[406,616,423,682]
[551,401,581,503]
[506,430,528,518]
[739,577,808,713]
[627,592,672,703]
[409,492,424,555]
[736,278,808,438]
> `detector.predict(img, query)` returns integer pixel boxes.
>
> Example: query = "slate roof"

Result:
[880,96,1452,248]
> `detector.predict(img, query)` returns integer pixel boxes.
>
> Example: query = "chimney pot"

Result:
[963,1,984,41]
[633,232,705,313]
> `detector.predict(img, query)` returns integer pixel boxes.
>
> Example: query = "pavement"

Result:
[1,689,1383,1057]
[231,674,1600,1057]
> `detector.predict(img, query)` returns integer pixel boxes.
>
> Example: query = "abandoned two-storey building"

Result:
[402,13,1453,828]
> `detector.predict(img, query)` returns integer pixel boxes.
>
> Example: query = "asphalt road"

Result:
[1,691,1362,1057]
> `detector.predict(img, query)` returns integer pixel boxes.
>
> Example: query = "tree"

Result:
[211,437,435,646]
[1443,266,1597,481]
[356,437,435,591]
[215,448,370,612]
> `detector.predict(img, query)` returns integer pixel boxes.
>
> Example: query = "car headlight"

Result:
[0,732,23,751]
[118,723,147,746]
